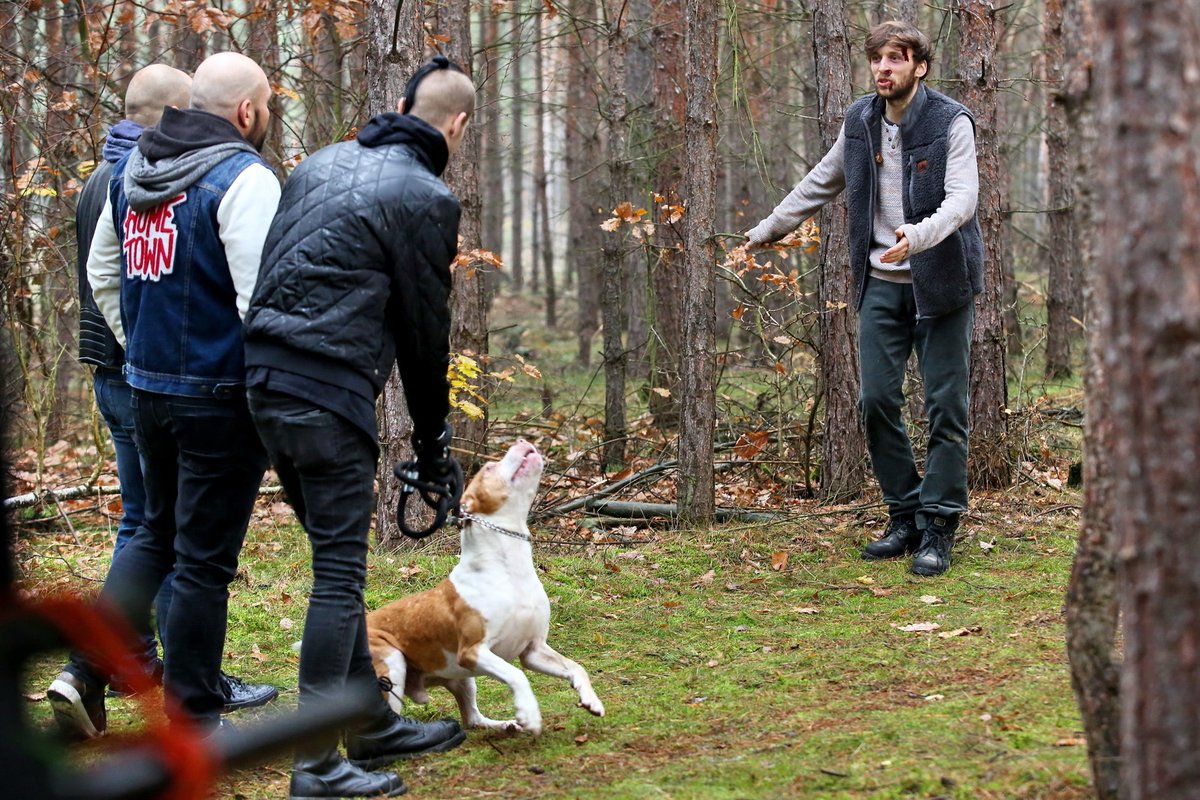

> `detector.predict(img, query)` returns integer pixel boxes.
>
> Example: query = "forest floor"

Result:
[9,293,1091,798]
[15,484,1090,799]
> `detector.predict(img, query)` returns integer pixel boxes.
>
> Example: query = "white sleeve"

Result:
[86,194,125,346]
[217,162,281,319]
[898,115,979,255]
[746,126,847,245]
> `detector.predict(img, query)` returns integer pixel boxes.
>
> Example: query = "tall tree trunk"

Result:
[532,10,557,330]
[601,0,630,471]
[646,0,684,427]
[439,0,489,469]
[624,0,653,379]
[810,0,867,502]
[566,1,602,367]
[508,5,525,293]
[1060,0,1121,794]
[370,0,424,547]
[677,0,717,524]
[480,4,504,263]
[1093,1,1200,796]
[955,0,1011,489]
[246,0,284,171]
[1042,0,1075,380]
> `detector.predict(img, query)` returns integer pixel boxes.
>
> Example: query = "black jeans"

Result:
[248,387,386,743]
[857,277,973,527]
[69,390,267,725]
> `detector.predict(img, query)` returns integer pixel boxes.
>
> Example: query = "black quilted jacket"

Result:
[243,113,459,443]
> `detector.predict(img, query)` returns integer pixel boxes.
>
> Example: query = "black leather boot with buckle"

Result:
[911,515,957,576]
[862,513,921,560]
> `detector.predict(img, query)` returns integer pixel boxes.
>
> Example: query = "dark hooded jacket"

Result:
[242,112,459,449]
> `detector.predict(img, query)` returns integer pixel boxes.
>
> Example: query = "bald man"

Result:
[242,57,475,798]
[50,52,281,739]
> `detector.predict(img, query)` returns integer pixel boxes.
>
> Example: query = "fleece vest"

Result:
[110,150,263,398]
[843,85,985,318]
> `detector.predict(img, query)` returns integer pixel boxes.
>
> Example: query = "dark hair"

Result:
[401,55,465,116]
[865,21,933,69]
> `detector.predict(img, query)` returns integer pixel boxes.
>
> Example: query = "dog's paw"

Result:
[578,695,605,717]
[515,710,543,736]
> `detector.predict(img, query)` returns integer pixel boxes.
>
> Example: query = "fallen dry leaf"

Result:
[937,626,982,638]
[279,617,295,630]
[1055,736,1087,747]
[896,622,941,633]
[771,551,789,571]
[793,607,820,615]
[919,595,944,605]
[574,734,589,745]
[855,575,875,585]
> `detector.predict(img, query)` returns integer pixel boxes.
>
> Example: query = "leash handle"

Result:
[393,459,463,539]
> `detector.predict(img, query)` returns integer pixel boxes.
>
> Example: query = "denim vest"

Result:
[843,85,985,319]
[110,150,263,398]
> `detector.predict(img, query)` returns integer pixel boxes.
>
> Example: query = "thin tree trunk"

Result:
[676,0,718,525]
[439,0,489,469]
[1042,0,1074,380]
[480,5,504,264]
[566,1,602,367]
[532,11,557,329]
[508,6,525,293]
[810,0,867,502]
[601,0,630,471]
[1093,1,1200,796]
[955,0,1011,490]
[369,0,423,547]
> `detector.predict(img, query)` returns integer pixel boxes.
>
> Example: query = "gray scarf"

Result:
[124,141,257,212]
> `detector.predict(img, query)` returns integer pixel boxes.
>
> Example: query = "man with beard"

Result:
[747,21,982,576]
[50,52,280,737]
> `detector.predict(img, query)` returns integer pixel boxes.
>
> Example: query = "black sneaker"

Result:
[220,671,279,712]
[108,656,164,697]
[48,670,107,739]
[862,513,921,560]
[911,515,957,576]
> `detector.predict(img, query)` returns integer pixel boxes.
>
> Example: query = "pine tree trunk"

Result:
[1042,0,1075,380]
[677,0,718,525]
[955,0,1011,490]
[508,6,525,293]
[439,0,489,469]
[565,1,602,367]
[369,0,424,548]
[1092,1,1200,795]
[601,0,630,471]
[1061,0,1121,792]
[811,0,867,503]
[480,5,504,263]
[532,11,557,329]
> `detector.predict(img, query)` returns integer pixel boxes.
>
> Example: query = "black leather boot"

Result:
[289,750,407,800]
[910,515,957,576]
[345,711,466,770]
[861,514,920,560]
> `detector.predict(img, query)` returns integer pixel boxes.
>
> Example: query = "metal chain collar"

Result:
[453,512,532,543]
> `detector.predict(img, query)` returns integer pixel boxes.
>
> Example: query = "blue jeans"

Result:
[248,387,388,745]
[69,389,267,725]
[93,367,172,660]
[857,278,974,527]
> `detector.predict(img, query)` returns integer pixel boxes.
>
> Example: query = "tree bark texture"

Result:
[1042,0,1075,380]
[565,1,602,367]
[438,0,489,469]
[369,0,425,547]
[532,11,557,329]
[600,0,630,471]
[508,5,526,292]
[1092,0,1200,796]
[810,0,867,503]
[480,4,504,264]
[676,0,718,525]
[954,0,1012,490]
[1061,0,1120,793]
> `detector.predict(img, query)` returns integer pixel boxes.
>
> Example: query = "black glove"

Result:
[393,422,463,539]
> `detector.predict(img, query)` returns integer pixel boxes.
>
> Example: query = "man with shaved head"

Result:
[243,56,475,798]
[49,52,281,740]
[65,61,276,720]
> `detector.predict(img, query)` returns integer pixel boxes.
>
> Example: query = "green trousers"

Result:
[857,277,973,529]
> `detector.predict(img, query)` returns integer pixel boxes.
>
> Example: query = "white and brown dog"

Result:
[367,440,604,735]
